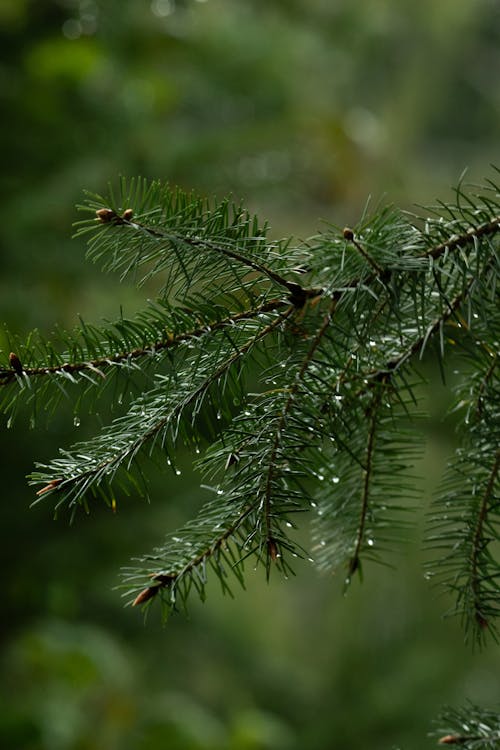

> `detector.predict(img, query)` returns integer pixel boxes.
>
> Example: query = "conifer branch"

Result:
[435,703,500,748]
[469,448,500,631]
[261,296,339,568]
[30,306,295,509]
[0,298,286,388]
[128,215,318,301]
[425,215,500,260]
[347,392,380,581]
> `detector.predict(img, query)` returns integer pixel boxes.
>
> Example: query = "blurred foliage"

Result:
[0,0,499,748]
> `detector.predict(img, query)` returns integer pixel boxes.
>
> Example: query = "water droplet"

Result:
[73,416,81,427]
[317,474,324,481]
[286,521,293,528]
[7,416,13,429]
[195,447,200,454]
[217,489,224,495]
[320,540,326,547]
[367,538,374,547]
[308,557,314,563]
[166,458,172,466]
[332,477,340,484]
[216,411,222,420]
[175,469,181,476]
[310,501,317,508]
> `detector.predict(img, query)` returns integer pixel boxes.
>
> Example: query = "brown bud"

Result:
[438,735,466,745]
[95,208,117,223]
[9,352,23,375]
[476,612,489,629]
[343,227,354,241]
[132,586,159,607]
[267,538,279,561]
[36,478,63,497]
[121,208,134,221]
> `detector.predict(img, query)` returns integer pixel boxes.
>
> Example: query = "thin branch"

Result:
[132,503,255,606]
[425,215,500,260]
[469,448,500,629]
[347,393,380,581]
[34,305,295,501]
[343,227,385,275]
[118,213,322,302]
[262,296,339,560]
[0,298,287,387]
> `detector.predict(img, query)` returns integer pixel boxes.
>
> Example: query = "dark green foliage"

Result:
[1,171,499,745]
[434,703,500,748]
[1,172,499,627]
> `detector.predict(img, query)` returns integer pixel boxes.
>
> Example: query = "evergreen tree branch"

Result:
[435,703,500,748]
[469,448,500,631]
[29,306,295,512]
[0,298,286,388]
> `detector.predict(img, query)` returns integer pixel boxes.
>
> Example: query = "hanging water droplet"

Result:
[286,521,293,528]
[7,416,13,429]
[367,538,374,547]
[217,489,224,495]
[320,540,326,547]
[310,501,317,508]
[216,411,222,420]
[195,447,201,454]
[73,416,81,427]
[317,474,324,481]
[175,469,181,476]
[166,458,172,466]
[332,476,340,484]
[308,557,314,563]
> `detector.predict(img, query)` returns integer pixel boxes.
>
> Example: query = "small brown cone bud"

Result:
[121,208,134,221]
[95,208,116,223]
[343,227,354,241]
[267,538,279,562]
[36,478,63,496]
[9,352,23,375]
[438,735,466,745]
[132,586,159,607]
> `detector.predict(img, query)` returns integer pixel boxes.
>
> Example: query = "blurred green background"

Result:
[1,1,499,748]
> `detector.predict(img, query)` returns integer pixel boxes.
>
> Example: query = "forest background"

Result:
[1,1,499,749]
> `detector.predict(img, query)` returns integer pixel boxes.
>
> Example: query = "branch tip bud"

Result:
[438,735,466,745]
[9,352,23,375]
[132,586,159,607]
[36,478,63,496]
[95,208,117,223]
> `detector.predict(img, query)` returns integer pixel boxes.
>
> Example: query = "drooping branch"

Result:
[0,298,287,387]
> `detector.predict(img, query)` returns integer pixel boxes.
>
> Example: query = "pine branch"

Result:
[29,306,295,513]
[1,170,497,637]
[435,703,500,748]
